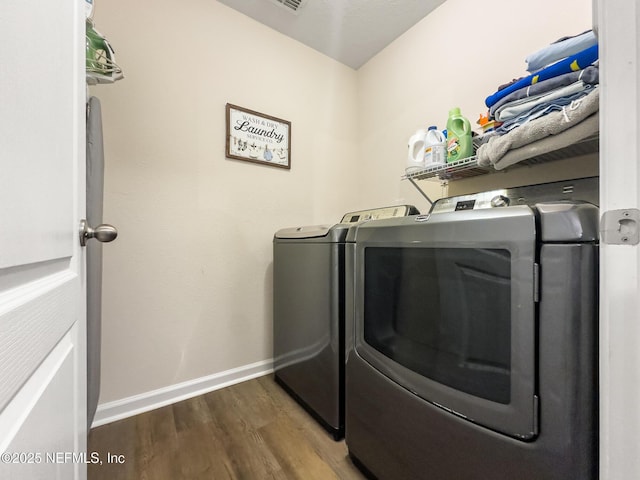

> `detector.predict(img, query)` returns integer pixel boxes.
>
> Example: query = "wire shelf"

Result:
[403,156,492,182]
[401,134,599,183]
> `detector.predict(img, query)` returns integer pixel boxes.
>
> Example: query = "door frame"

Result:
[597,1,640,478]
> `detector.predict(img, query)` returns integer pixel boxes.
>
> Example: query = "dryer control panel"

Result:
[431,177,599,214]
[340,205,419,224]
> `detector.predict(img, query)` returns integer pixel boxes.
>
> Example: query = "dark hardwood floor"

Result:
[88,375,366,480]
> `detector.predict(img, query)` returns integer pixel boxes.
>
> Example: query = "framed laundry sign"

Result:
[225,103,291,169]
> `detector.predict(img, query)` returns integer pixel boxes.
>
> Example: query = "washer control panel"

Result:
[340,205,419,224]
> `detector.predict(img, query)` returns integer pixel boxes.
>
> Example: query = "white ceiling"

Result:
[216,0,446,69]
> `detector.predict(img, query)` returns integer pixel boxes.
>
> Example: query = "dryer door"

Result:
[353,206,538,440]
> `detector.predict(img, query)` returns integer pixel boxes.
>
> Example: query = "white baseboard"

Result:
[91,358,274,428]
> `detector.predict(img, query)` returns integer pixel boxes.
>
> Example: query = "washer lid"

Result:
[274,224,333,239]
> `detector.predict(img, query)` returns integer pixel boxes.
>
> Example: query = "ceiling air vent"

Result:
[269,0,308,14]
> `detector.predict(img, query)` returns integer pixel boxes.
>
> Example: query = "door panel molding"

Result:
[0,271,78,411]
[0,328,76,479]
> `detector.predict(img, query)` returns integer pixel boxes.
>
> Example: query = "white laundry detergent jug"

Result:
[85,0,94,18]
[406,129,428,172]
[424,126,447,167]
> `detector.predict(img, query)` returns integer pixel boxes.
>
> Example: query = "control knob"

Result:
[490,195,510,208]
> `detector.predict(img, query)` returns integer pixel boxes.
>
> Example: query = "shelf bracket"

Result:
[407,176,433,207]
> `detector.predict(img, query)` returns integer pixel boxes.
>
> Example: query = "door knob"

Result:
[80,219,118,246]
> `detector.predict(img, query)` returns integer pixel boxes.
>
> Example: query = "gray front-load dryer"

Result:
[273,205,418,440]
[345,178,599,480]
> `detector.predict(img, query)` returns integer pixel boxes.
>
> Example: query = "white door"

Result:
[0,1,87,479]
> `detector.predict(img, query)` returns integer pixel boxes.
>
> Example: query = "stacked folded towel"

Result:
[478,89,599,170]
[525,30,597,73]
[484,30,599,133]
[477,30,600,168]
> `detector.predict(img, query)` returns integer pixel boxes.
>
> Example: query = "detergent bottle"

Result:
[424,126,447,167]
[406,129,428,171]
[446,107,473,162]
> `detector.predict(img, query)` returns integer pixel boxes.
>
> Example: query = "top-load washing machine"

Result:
[273,205,418,439]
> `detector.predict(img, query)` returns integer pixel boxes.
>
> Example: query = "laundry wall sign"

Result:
[226,103,291,169]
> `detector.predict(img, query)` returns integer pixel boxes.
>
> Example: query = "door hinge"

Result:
[600,208,640,245]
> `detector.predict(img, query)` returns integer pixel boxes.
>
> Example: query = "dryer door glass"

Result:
[364,247,512,404]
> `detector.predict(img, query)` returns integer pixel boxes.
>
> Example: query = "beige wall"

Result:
[94,0,595,405]
[92,0,358,403]
[357,0,595,207]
